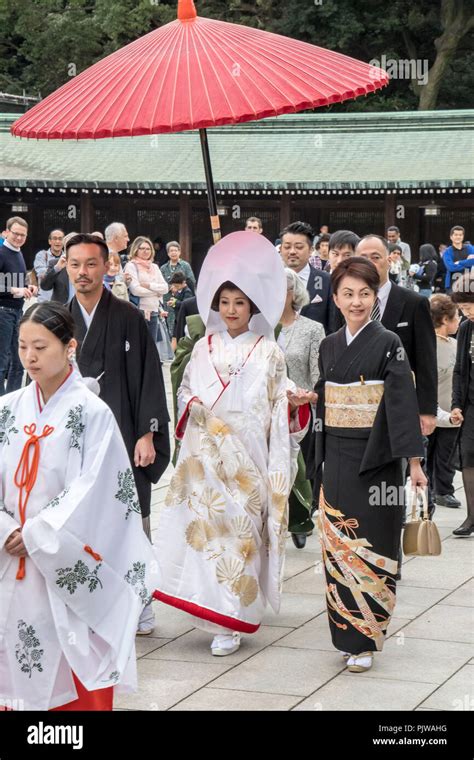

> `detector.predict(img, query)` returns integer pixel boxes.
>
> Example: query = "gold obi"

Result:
[325,380,384,428]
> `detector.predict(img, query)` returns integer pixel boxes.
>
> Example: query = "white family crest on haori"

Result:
[154,231,309,633]
[0,369,159,710]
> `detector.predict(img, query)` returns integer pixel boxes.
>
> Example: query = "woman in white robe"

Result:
[154,232,315,656]
[0,302,159,710]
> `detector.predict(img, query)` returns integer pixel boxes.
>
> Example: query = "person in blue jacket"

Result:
[443,225,474,291]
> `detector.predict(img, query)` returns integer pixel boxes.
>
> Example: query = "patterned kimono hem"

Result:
[153,589,260,634]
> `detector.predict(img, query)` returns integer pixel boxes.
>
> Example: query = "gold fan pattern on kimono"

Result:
[269,471,291,555]
[164,405,264,609]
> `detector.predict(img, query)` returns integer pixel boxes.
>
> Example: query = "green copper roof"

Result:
[1,110,473,190]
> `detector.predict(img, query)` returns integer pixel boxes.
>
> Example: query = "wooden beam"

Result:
[80,193,94,232]
[384,193,396,231]
[280,196,291,231]
[179,194,191,263]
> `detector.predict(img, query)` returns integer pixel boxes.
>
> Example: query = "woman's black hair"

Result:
[331,256,380,295]
[19,302,75,345]
[210,281,260,314]
[315,233,330,250]
[419,243,439,263]
[388,243,403,255]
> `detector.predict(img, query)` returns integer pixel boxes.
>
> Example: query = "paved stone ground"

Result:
[115,365,474,712]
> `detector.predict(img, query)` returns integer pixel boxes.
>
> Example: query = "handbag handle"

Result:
[409,486,429,521]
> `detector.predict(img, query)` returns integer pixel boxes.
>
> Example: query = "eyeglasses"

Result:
[10,231,27,238]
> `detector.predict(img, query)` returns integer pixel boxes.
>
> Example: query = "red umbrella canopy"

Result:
[11,0,388,140]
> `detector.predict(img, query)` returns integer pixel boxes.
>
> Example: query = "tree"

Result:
[0,0,103,95]
[0,0,472,110]
[410,0,474,110]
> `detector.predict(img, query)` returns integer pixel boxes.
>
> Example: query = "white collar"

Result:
[222,329,254,344]
[377,279,392,314]
[345,320,371,345]
[297,263,311,281]
[378,279,392,298]
[78,297,101,329]
[3,240,21,252]
[34,365,79,413]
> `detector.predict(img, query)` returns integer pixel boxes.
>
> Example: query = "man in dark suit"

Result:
[326,230,360,274]
[326,230,360,332]
[280,221,332,333]
[41,251,73,304]
[356,235,437,432]
[356,235,438,577]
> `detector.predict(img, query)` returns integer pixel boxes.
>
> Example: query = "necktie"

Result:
[371,297,381,321]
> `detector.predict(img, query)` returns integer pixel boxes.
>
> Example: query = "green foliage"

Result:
[0,0,472,109]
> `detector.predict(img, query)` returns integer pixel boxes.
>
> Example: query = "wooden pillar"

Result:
[80,193,94,232]
[384,192,396,232]
[179,194,192,263]
[280,195,291,231]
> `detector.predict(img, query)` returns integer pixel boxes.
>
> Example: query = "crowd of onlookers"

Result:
[2,215,473,340]
[0,220,200,363]
[295,222,473,296]
[1,214,473,366]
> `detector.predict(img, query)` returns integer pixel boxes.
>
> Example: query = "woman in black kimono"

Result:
[450,272,474,536]
[314,258,426,673]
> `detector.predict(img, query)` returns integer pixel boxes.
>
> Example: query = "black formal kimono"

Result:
[315,321,424,655]
[69,287,170,518]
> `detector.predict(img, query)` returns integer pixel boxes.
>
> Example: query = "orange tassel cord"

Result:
[14,423,54,579]
[84,545,102,562]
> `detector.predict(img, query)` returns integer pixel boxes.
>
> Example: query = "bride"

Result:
[154,231,314,656]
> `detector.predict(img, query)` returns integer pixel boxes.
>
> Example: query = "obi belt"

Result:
[325,380,384,429]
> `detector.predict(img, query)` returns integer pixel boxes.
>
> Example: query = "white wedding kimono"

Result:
[0,370,159,710]
[154,330,309,633]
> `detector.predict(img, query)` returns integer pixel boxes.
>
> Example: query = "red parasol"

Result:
[11,0,389,242]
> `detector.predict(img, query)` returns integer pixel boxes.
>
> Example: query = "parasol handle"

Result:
[178,0,197,20]
[199,128,222,244]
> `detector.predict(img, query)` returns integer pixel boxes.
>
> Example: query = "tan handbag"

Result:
[403,487,442,557]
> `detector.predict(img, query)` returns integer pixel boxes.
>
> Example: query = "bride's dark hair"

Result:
[210,281,260,314]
